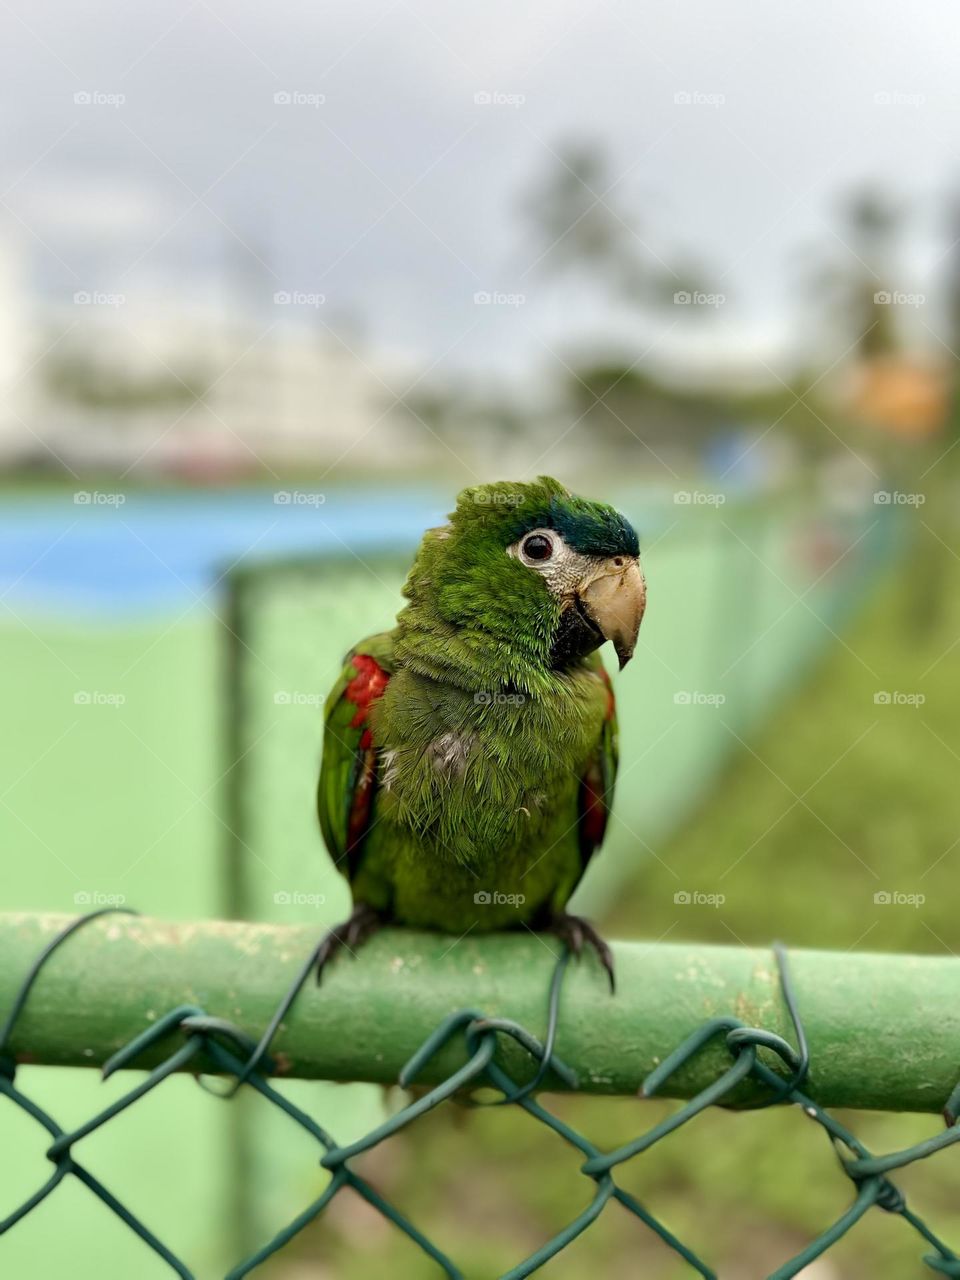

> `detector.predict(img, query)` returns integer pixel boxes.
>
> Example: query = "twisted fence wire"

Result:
[2,913,960,1279]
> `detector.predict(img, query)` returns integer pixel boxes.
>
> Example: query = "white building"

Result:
[14,286,419,475]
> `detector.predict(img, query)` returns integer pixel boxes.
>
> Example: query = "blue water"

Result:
[0,488,449,618]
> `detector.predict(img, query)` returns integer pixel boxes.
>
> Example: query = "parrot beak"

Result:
[578,557,646,670]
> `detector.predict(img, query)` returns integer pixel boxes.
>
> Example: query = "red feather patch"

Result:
[579,759,608,858]
[342,654,391,867]
[345,654,390,731]
[577,666,615,866]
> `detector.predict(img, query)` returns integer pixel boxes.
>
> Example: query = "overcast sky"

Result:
[3,0,960,382]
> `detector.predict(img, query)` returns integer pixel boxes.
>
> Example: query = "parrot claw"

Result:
[546,912,616,994]
[314,903,383,984]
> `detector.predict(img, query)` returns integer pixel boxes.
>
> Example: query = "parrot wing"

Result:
[574,659,619,883]
[317,632,395,883]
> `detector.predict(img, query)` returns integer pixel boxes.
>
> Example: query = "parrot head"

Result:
[398,476,646,688]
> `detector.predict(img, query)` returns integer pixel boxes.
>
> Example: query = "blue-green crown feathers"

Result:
[452,476,639,558]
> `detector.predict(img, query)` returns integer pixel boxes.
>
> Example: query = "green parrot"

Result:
[315,475,646,989]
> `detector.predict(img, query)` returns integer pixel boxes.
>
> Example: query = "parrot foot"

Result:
[314,902,383,984]
[546,912,616,994]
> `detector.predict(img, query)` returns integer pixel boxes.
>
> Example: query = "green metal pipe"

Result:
[1,912,957,1113]
[219,569,259,1256]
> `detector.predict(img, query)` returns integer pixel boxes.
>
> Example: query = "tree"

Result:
[520,140,702,307]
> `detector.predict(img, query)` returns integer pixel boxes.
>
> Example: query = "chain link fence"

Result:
[3,908,960,1279]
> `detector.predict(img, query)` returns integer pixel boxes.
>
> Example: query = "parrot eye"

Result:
[520,532,554,563]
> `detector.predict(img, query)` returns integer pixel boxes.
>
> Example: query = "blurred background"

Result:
[2,1,960,1275]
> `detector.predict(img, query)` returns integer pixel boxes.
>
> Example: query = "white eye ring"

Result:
[517,529,557,566]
